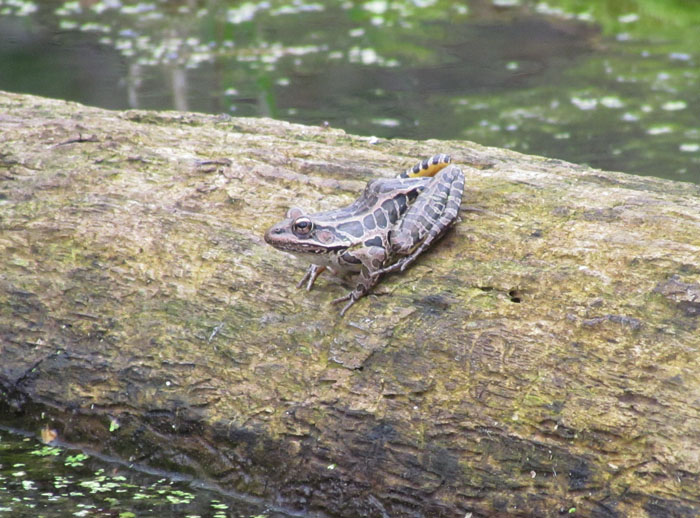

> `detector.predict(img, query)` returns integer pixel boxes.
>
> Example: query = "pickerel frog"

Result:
[264,154,464,316]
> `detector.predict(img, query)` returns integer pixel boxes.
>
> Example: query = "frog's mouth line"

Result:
[278,243,347,254]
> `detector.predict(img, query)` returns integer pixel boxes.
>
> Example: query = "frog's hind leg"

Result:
[379,165,464,276]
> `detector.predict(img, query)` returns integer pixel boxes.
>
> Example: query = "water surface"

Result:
[1,0,699,183]
[0,427,292,518]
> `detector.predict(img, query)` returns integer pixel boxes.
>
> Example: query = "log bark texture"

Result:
[1,91,700,518]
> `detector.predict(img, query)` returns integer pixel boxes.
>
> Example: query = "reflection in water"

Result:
[0,0,698,183]
[171,66,188,111]
[127,63,142,108]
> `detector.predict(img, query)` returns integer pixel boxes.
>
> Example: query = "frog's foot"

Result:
[331,264,382,316]
[331,291,359,317]
[297,264,326,291]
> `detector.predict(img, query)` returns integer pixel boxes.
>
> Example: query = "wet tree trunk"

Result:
[1,91,700,518]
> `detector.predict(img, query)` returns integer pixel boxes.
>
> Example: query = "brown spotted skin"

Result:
[264,155,464,316]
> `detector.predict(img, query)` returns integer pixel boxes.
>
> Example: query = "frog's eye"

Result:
[292,217,314,236]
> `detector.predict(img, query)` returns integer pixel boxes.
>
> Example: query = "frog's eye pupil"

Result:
[293,217,314,236]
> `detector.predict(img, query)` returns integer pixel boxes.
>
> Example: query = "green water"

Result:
[0,428,291,518]
[0,0,698,183]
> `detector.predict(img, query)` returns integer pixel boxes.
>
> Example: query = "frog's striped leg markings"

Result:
[376,164,464,276]
[298,264,326,291]
[400,153,451,178]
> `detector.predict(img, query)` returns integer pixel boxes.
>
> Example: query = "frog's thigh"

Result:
[390,165,464,255]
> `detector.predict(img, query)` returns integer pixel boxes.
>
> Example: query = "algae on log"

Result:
[1,90,700,518]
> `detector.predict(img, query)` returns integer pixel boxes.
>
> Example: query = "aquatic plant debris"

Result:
[0,429,291,517]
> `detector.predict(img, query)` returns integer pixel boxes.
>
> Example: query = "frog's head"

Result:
[264,207,342,255]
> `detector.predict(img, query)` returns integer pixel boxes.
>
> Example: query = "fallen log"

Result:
[1,90,699,517]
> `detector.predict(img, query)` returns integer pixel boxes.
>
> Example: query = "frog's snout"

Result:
[264,223,286,245]
[263,226,276,244]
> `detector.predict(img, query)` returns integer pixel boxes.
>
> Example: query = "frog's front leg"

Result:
[377,165,464,276]
[297,264,326,291]
[331,246,387,316]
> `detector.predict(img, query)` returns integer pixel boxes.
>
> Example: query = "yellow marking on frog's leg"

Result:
[400,153,451,178]
[297,264,326,291]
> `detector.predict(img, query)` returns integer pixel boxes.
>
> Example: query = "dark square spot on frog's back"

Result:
[394,193,407,214]
[381,198,398,222]
[337,220,364,238]
[374,208,387,228]
[407,188,421,202]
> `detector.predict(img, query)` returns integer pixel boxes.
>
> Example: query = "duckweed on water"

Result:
[0,428,288,518]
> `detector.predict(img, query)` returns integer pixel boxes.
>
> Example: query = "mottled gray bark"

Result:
[1,91,699,518]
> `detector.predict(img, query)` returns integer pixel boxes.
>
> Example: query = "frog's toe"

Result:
[298,264,326,291]
[331,292,352,305]
[331,292,358,316]
[339,299,357,317]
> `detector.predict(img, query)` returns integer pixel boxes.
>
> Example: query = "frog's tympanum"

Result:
[264,155,464,316]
